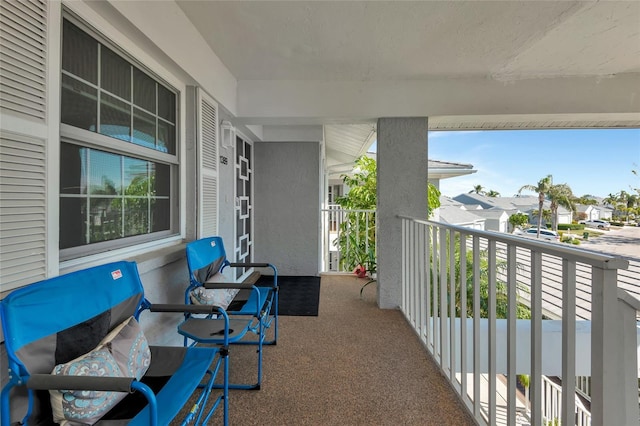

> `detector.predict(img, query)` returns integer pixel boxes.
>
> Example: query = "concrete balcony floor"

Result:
[202,274,475,425]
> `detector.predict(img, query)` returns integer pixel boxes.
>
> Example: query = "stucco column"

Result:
[377,117,428,309]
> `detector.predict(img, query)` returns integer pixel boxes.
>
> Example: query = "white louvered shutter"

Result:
[0,0,48,292]
[0,132,47,290]
[198,90,218,238]
[0,0,47,120]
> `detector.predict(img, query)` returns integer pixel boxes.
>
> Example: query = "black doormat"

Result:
[257,275,320,316]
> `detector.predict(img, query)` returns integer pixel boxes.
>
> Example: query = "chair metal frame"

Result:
[184,236,278,390]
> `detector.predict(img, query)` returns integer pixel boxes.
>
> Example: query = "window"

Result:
[60,18,178,255]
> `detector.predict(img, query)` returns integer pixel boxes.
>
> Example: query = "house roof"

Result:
[439,196,465,208]
[428,160,477,180]
[471,209,509,220]
[329,154,477,179]
[453,193,576,215]
[575,204,596,213]
[439,205,486,226]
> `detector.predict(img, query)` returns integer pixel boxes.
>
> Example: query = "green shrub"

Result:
[572,239,580,245]
[558,223,584,231]
[611,221,624,227]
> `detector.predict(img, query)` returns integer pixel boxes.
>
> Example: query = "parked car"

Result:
[514,228,560,241]
[579,219,610,229]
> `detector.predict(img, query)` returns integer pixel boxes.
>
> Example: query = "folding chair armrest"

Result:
[228,262,270,268]
[149,303,222,315]
[27,374,135,392]
[202,283,257,291]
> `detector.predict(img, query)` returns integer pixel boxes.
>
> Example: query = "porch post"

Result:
[377,117,428,309]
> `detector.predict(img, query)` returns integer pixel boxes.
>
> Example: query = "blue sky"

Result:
[373,128,640,199]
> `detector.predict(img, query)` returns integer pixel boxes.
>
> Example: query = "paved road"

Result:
[574,225,640,260]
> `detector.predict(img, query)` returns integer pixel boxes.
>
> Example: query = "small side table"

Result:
[359,273,377,298]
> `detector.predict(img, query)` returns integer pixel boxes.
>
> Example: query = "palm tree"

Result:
[603,193,618,207]
[486,189,500,197]
[469,185,485,195]
[617,191,630,221]
[576,195,598,206]
[547,183,575,231]
[625,194,638,222]
[519,175,553,238]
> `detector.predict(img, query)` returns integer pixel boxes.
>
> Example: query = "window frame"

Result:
[59,13,182,262]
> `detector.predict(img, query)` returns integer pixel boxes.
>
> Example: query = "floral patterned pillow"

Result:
[50,347,125,425]
[190,287,239,310]
[50,317,151,425]
[99,316,151,380]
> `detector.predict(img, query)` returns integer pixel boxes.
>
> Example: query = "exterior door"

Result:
[234,134,253,280]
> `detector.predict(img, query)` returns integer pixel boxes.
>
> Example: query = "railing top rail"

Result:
[618,288,640,311]
[321,208,376,213]
[398,215,630,271]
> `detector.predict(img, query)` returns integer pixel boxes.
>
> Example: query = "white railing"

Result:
[542,375,591,426]
[321,206,376,273]
[399,217,639,426]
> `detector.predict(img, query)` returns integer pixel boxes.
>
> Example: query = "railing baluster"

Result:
[411,223,420,333]
[460,235,468,404]
[418,222,426,342]
[401,218,407,312]
[449,230,457,384]
[473,235,481,420]
[431,227,441,363]
[561,258,576,426]
[440,227,449,373]
[506,244,517,426]
[488,240,497,426]
[531,251,542,426]
[426,224,432,349]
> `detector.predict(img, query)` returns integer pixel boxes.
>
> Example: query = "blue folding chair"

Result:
[183,236,278,390]
[1,261,230,425]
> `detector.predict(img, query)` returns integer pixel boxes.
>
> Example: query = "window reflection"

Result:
[61,75,97,131]
[89,150,121,195]
[133,108,156,149]
[60,143,172,248]
[100,92,131,142]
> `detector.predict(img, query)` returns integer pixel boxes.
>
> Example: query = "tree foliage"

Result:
[436,234,531,320]
[519,175,553,236]
[334,155,441,272]
[547,183,575,231]
[336,156,377,210]
[508,213,529,231]
[469,185,485,195]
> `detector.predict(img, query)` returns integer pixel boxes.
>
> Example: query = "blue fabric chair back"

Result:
[185,236,228,285]
[1,261,144,360]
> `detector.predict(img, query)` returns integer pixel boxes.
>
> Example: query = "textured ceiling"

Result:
[174,1,640,164]
[177,1,639,81]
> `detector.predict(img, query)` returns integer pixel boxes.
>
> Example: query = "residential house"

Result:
[453,193,572,228]
[1,2,638,425]
[576,204,602,221]
[436,196,486,229]
[471,209,510,233]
